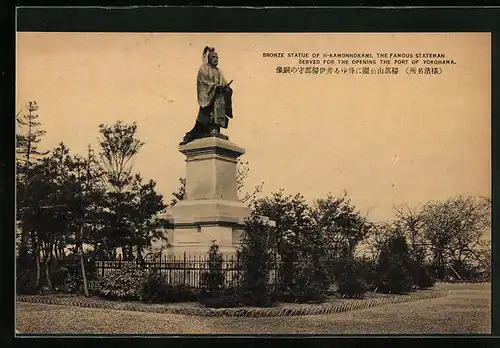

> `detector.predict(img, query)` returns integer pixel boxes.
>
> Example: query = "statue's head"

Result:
[203,46,218,67]
[208,52,219,67]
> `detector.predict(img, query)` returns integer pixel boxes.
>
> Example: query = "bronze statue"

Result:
[180,46,233,145]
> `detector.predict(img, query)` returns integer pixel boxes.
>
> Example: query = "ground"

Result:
[15,282,490,335]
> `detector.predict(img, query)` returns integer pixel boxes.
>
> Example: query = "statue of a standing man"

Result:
[180,46,233,145]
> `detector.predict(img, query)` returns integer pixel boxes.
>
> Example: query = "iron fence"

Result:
[92,253,286,289]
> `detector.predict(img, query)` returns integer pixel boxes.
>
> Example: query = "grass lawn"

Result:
[15,282,491,335]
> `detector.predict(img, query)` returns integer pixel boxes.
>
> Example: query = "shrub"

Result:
[274,225,330,303]
[199,241,225,301]
[276,250,299,298]
[374,233,414,294]
[332,257,366,298]
[278,255,330,303]
[142,275,197,303]
[16,268,39,295]
[16,263,66,294]
[16,255,40,294]
[59,257,99,294]
[50,265,69,291]
[199,287,242,308]
[142,280,198,303]
[84,257,98,280]
[166,284,199,302]
[447,259,485,282]
[142,267,199,303]
[251,191,315,300]
[409,262,435,289]
[198,242,241,307]
[63,273,83,294]
[99,263,148,301]
[338,279,366,298]
[141,269,163,302]
[357,259,377,291]
[236,213,276,307]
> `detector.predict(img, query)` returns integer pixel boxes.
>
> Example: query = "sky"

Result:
[16,32,491,224]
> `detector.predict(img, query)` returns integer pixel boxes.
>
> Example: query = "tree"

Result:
[393,203,435,288]
[332,257,366,298]
[169,177,186,207]
[128,175,167,261]
[393,204,427,263]
[358,221,393,263]
[100,173,166,260]
[17,143,73,291]
[64,146,106,296]
[419,196,490,279]
[199,241,225,302]
[312,192,371,260]
[97,121,166,260]
[251,190,312,262]
[250,190,373,302]
[98,121,144,191]
[16,101,49,172]
[98,120,145,258]
[236,159,264,204]
[235,212,277,306]
[310,193,374,295]
[280,225,330,302]
[251,190,330,301]
[374,231,414,294]
[16,161,48,291]
[16,101,49,270]
[251,190,313,246]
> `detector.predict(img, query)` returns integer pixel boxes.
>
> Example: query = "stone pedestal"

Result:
[163,137,252,256]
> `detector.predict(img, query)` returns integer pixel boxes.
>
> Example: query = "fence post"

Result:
[183,252,187,285]
[228,254,232,289]
[158,250,162,282]
[101,260,104,278]
[198,254,202,289]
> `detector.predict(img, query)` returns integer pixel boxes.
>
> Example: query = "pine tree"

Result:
[16,101,49,173]
[16,101,49,273]
[97,121,166,260]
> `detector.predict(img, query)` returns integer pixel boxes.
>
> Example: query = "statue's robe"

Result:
[197,63,233,129]
[181,63,233,144]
